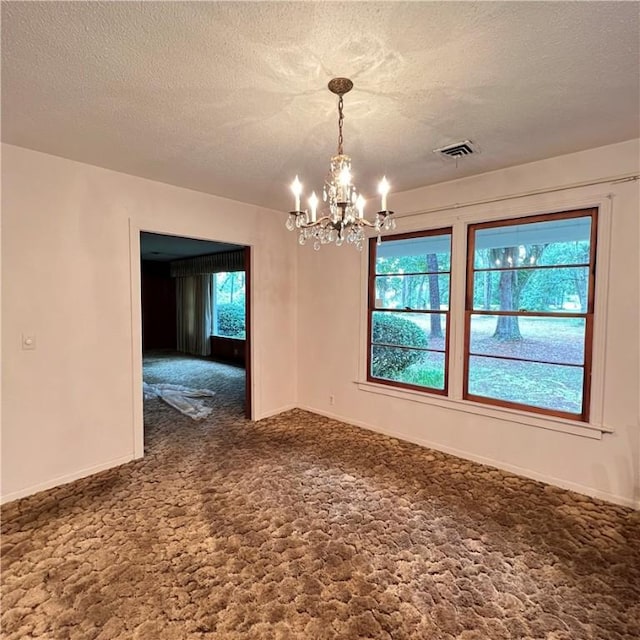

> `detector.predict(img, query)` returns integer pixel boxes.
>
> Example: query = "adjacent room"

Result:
[140,232,250,430]
[1,2,639,639]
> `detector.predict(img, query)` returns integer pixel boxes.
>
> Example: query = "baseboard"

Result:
[0,455,135,505]
[298,405,639,510]
[255,404,297,421]
[4,411,636,510]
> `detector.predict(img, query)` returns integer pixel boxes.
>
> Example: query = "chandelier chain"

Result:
[337,95,344,155]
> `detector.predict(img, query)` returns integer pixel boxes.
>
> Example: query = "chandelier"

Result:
[286,77,395,250]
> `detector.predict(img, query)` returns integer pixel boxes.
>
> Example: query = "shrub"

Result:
[371,314,428,378]
[216,303,245,338]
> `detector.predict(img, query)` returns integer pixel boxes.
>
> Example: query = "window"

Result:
[212,271,246,339]
[366,208,598,423]
[465,209,597,420]
[367,229,452,393]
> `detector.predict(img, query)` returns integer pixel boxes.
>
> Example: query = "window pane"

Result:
[372,311,446,348]
[473,216,591,269]
[372,347,445,390]
[471,267,589,313]
[469,315,585,365]
[467,355,584,414]
[214,271,246,339]
[369,230,451,393]
[376,235,451,274]
[375,275,449,310]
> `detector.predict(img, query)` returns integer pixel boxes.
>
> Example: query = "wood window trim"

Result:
[211,270,247,340]
[463,208,598,422]
[367,227,453,396]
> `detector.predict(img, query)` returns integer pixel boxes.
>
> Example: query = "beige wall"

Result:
[297,139,640,508]
[2,140,639,508]
[1,144,297,502]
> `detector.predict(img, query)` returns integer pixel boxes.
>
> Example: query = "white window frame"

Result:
[356,189,614,440]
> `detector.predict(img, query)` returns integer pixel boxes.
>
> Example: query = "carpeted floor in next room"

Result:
[1,352,639,639]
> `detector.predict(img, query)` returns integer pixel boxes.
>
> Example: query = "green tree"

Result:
[514,241,590,313]
[491,244,546,340]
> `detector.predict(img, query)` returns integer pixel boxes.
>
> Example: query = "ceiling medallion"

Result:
[286,77,395,250]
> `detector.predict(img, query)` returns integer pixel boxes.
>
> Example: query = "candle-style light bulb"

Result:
[337,166,352,203]
[291,175,303,211]
[308,191,319,222]
[378,176,390,211]
[339,166,351,186]
[356,194,365,219]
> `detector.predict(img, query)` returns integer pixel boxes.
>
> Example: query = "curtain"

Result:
[176,274,212,356]
[170,249,244,277]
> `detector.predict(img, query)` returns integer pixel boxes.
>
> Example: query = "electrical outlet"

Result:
[329,395,335,406]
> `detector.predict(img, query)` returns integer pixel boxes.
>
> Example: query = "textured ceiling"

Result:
[2,1,639,212]
[140,233,242,262]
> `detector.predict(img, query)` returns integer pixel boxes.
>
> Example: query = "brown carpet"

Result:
[2,352,639,639]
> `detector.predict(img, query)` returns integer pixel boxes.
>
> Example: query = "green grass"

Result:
[467,360,582,413]
[394,364,445,389]
[374,316,584,410]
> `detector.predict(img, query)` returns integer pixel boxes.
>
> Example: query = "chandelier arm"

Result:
[297,215,334,228]
[298,216,345,231]
[346,218,379,229]
[296,217,387,230]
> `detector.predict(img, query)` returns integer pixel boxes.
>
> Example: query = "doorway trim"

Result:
[129,220,255,459]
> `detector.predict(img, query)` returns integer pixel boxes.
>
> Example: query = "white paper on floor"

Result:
[143,382,216,420]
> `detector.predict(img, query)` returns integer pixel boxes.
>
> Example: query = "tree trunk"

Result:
[417,276,428,309]
[494,314,522,340]
[377,277,388,308]
[426,253,443,338]
[481,250,492,310]
[484,272,492,310]
[493,266,522,340]
[402,275,409,308]
[573,272,587,313]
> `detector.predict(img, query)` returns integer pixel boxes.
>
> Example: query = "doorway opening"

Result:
[138,232,252,449]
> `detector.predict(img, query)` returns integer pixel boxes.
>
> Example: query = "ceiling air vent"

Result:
[434,140,478,159]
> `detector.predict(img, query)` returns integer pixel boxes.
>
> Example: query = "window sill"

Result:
[355,380,613,440]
